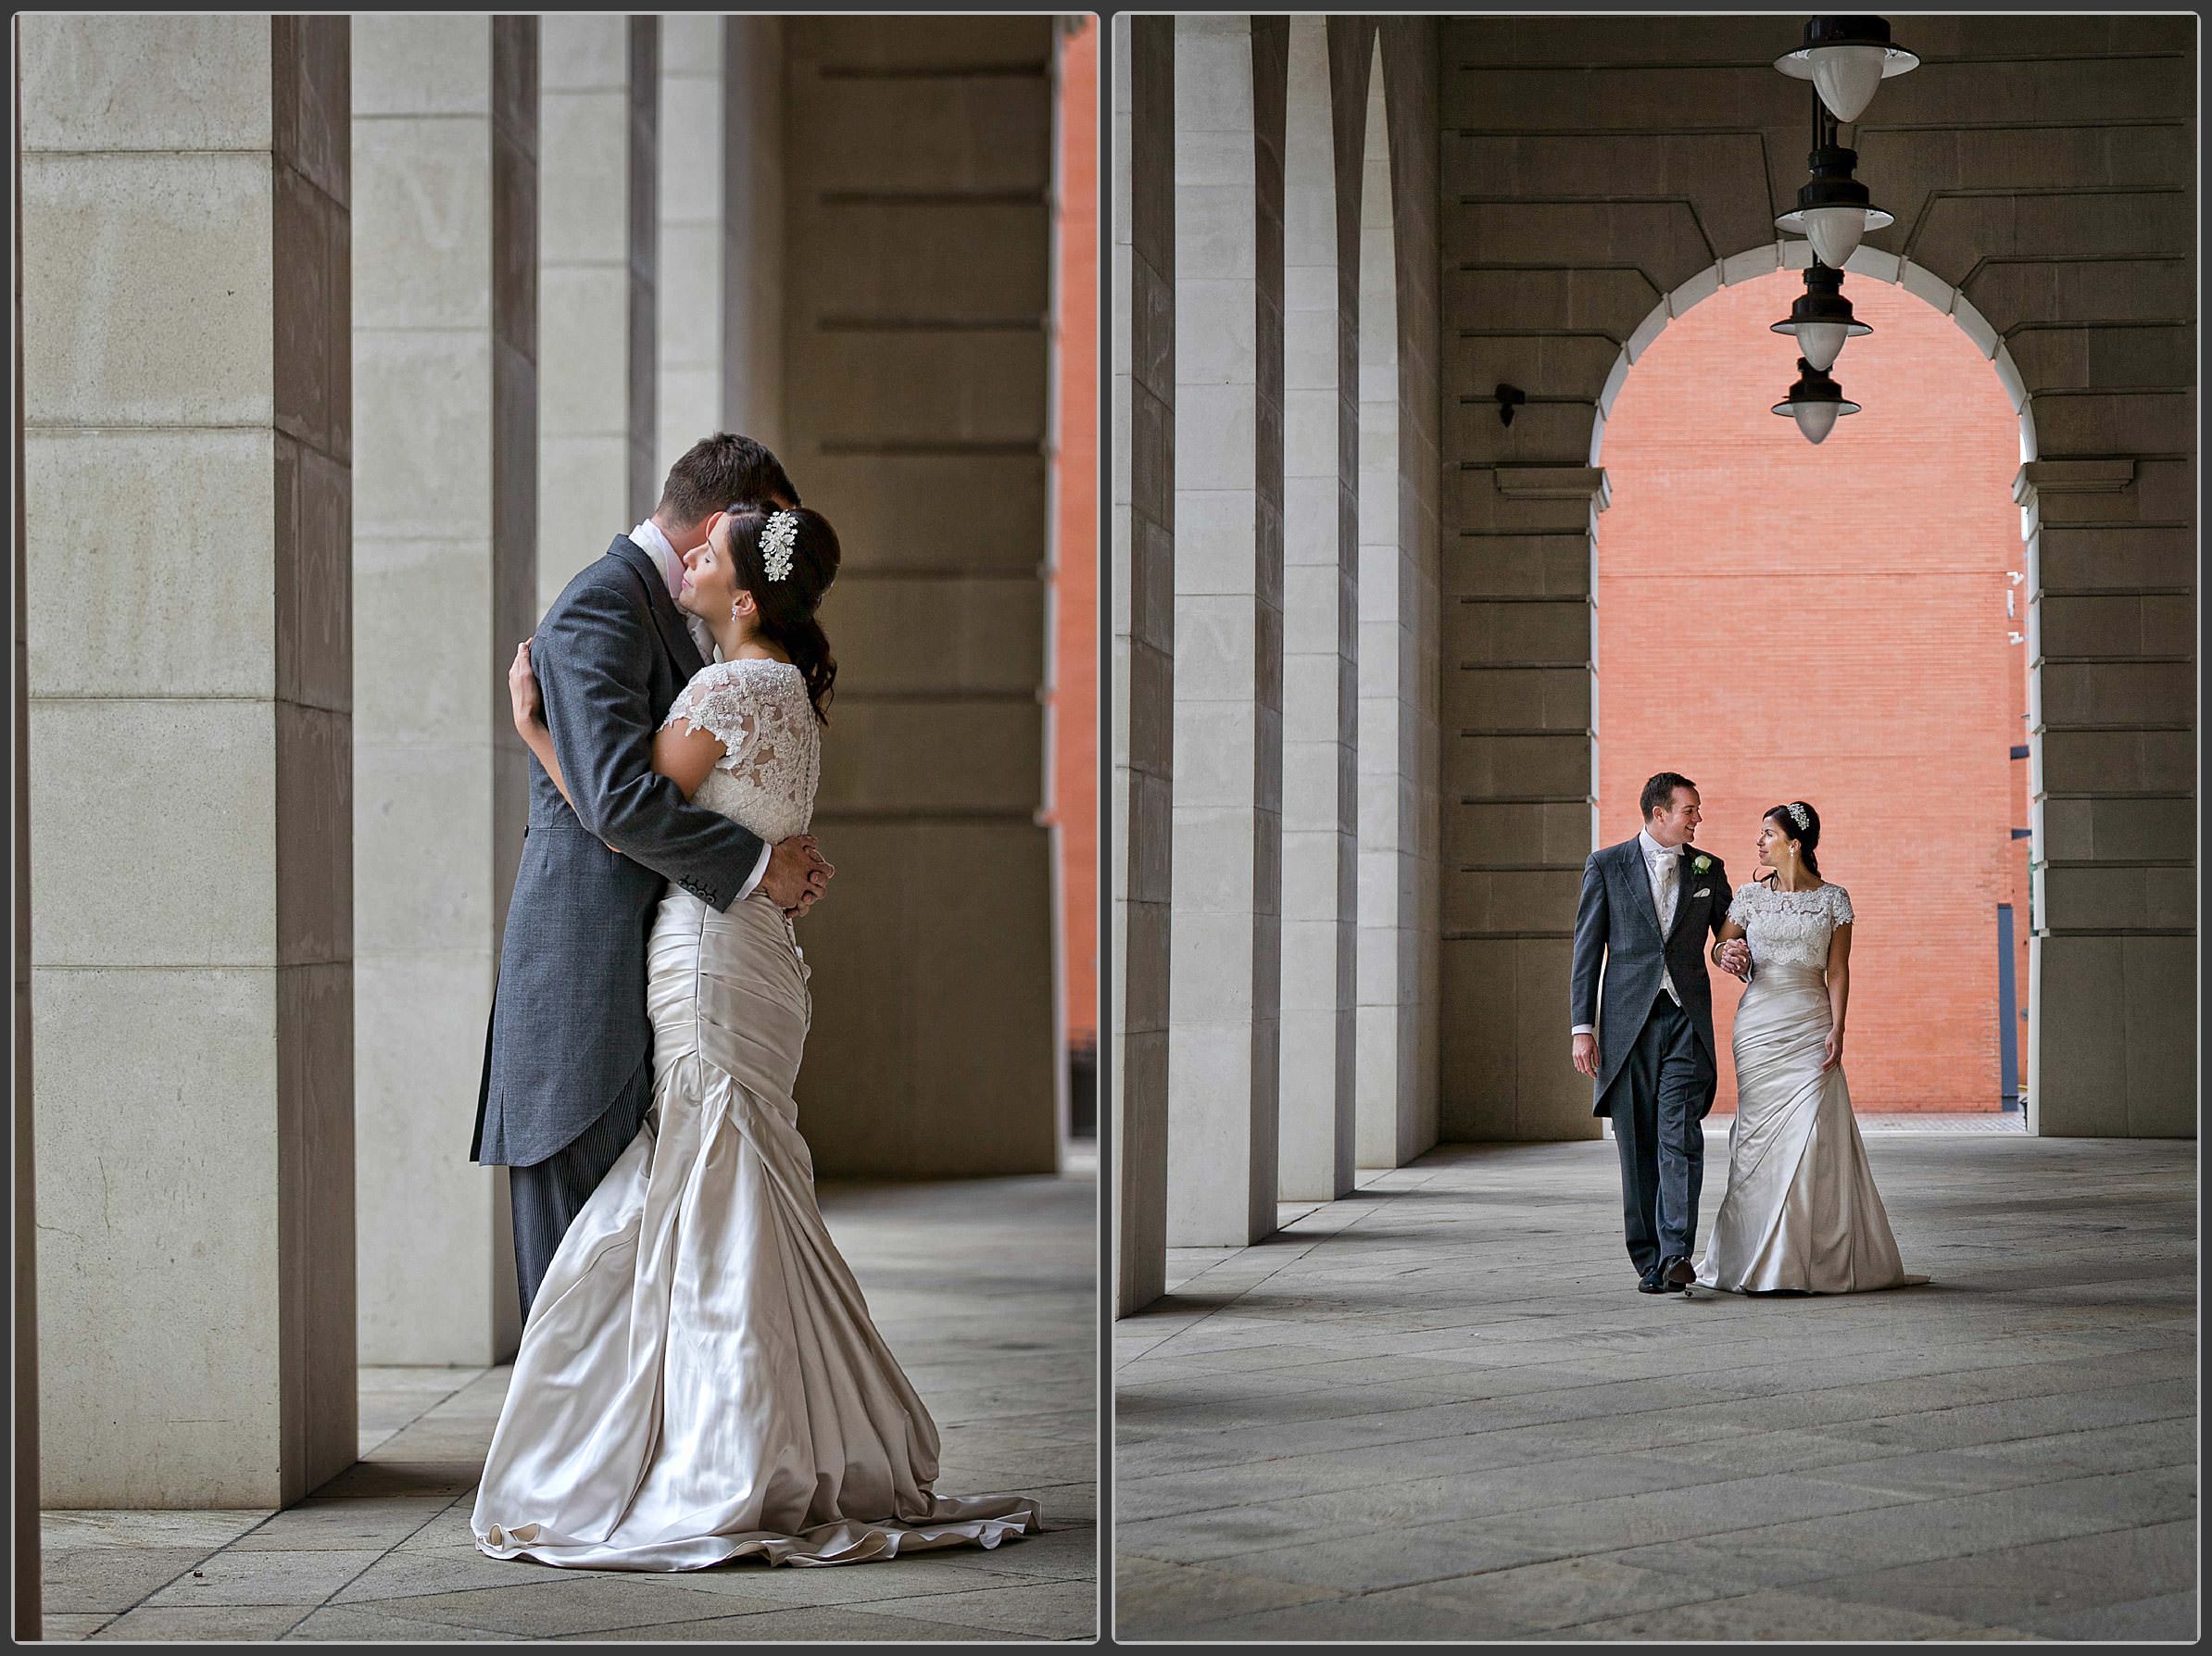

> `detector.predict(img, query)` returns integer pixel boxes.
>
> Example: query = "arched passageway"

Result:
[19,24,1097,1616]
[1596,262,2032,1116]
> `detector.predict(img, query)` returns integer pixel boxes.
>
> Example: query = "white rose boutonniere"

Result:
[1691,853,1712,874]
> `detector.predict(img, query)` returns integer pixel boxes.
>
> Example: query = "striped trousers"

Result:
[507,1056,654,1322]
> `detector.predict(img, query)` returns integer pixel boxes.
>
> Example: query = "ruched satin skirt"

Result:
[1694,965,1922,1295]
[471,887,1042,1569]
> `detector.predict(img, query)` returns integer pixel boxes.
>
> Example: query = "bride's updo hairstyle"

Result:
[724,504,840,723]
[1764,801,1823,877]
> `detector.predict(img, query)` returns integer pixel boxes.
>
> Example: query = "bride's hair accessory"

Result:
[1786,801,1810,830]
[760,510,799,584]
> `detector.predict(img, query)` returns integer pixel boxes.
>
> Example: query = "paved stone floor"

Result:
[1116,1132,2196,1640]
[42,1173,1098,1641]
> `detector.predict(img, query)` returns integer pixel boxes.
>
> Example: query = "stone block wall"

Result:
[780,17,1062,1175]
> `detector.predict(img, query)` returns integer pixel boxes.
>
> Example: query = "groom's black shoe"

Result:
[1637,1268,1665,1295]
[1660,1255,1696,1289]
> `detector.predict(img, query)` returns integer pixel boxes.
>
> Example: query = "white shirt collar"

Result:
[630,518,684,606]
[631,518,718,661]
[1639,828,1683,864]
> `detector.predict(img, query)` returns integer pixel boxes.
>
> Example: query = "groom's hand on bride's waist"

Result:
[761,834,834,917]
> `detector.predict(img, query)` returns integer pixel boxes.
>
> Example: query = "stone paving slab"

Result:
[41,1173,1096,1642]
[1114,1134,2195,1640]
[543,1604,1012,1641]
[89,1603,308,1641]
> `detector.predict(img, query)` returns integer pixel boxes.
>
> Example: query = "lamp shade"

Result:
[1770,263,1872,372]
[1775,145,1893,270]
[1772,357,1862,445]
[1776,17,1920,123]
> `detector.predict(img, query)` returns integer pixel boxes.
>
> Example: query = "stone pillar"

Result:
[1112,13,1175,1312]
[1277,16,1356,1202]
[2019,458,2196,1135]
[21,15,356,1507]
[1167,16,1288,1247]
[539,16,656,613]
[13,21,43,1617]
[779,18,1061,1176]
[351,17,535,1366]
[1353,49,1413,1166]
[656,15,723,473]
[723,18,786,446]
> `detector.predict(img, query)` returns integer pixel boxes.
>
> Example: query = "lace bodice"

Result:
[1729,880,1854,972]
[660,659,820,846]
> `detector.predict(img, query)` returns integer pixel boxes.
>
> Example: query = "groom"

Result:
[474,433,833,1318]
[1569,772,1748,1294]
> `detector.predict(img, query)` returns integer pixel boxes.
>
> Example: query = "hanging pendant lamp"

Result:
[1775,144,1894,270]
[1772,357,1862,445]
[1775,16,1920,124]
[1769,262,1871,371]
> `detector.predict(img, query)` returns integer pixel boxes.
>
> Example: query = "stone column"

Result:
[656,15,723,473]
[777,18,1061,1176]
[1167,16,1288,1247]
[351,17,535,1366]
[2018,458,2196,1135]
[22,15,356,1507]
[1112,13,1175,1312]
[1277,16,1356,1202]
[539,16,657,613]
[723,18,786,446]
[13,22,43,1615]
[1352,49,1416,1167]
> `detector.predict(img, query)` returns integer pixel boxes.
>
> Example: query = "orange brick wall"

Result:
[1598,269,2030,1112]
[1049,19,1100,1046]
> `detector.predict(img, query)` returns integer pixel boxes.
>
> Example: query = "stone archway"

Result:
[1438,14,2193,1146]
[1592,248,2040,1120]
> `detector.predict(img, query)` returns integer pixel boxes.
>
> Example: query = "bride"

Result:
[473,503,1042,1568]
[1694,801,1921,1295]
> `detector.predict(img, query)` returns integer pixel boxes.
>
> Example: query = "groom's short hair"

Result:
[659,433,799,524]
[1640,772,1697,819]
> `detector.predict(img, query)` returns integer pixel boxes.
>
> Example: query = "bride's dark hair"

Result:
[723,505,839,723]
[1764,801,1822,877]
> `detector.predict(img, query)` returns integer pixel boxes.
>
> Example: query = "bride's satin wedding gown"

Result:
[1694,880,1921,1295]
[472,658,1041,1569]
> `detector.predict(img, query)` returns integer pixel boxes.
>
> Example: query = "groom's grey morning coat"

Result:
[1569,837,1732,1118]
[471,536,767,1168]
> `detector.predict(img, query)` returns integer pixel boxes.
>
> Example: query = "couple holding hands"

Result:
[1573,772,1923,1298]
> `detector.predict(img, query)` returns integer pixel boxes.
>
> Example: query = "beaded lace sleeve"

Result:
[661,660,762,771]
[1829,883,1855,926]
[1728,883,1758,932]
